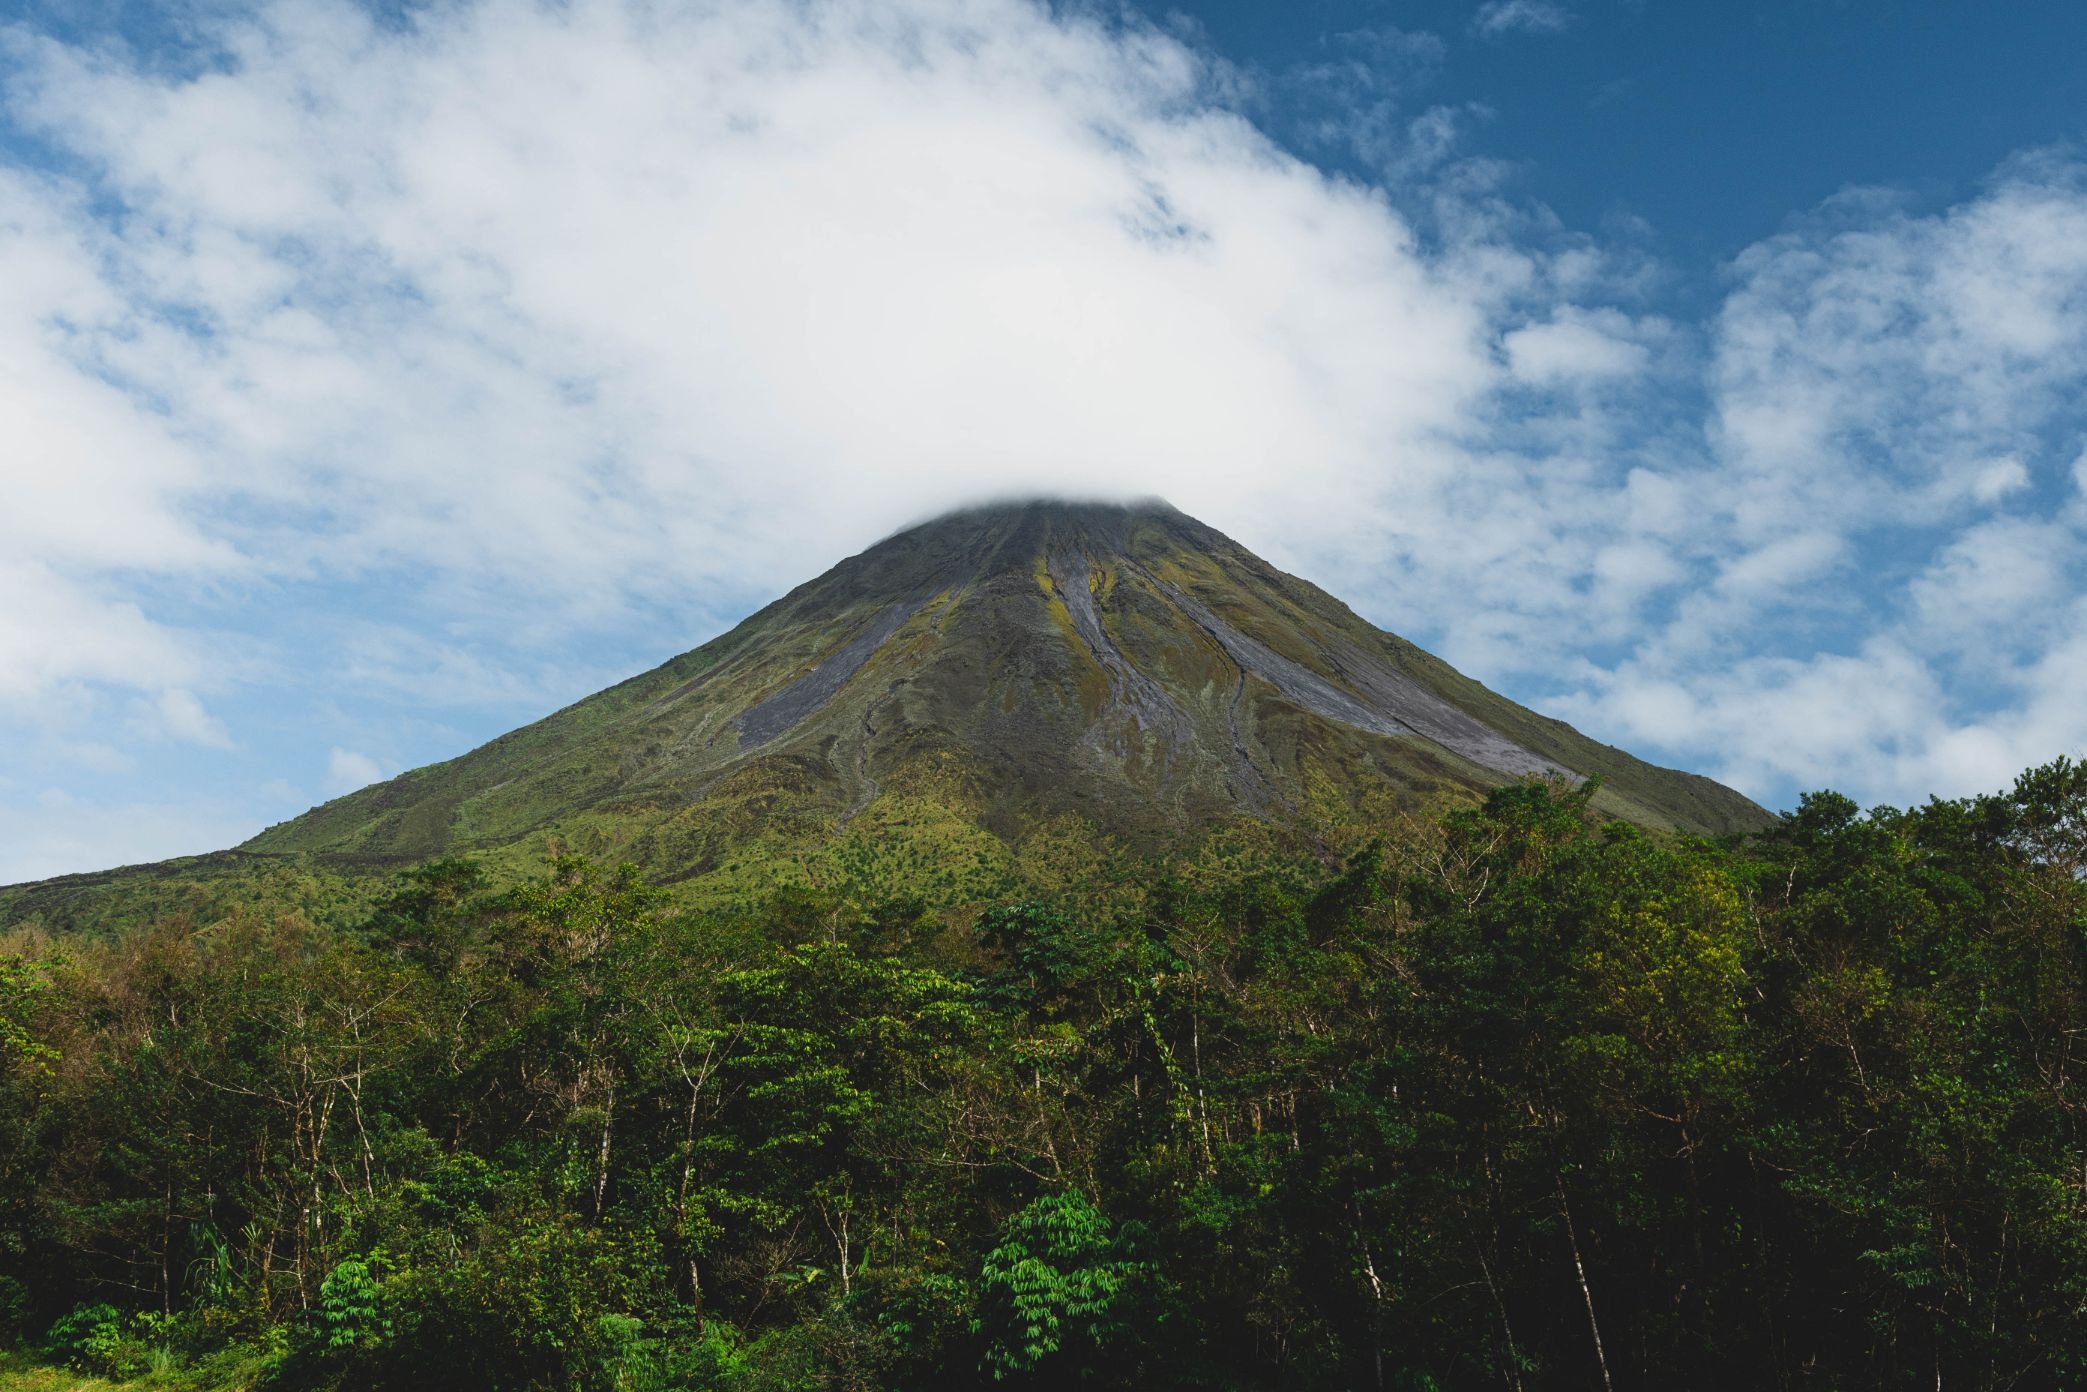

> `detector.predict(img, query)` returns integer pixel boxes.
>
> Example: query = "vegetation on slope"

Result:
[4,760,2085,1390]
[234,501,1767,865]
[0,502,1768,938]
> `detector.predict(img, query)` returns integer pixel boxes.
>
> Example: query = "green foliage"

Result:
[313,1254,390,1353]
[381,1205,661,1389]
[6,763,2087,1389]
[974,903,1103,1007]
[41,1303,141,1379]
[975,1192,1143,1380]
[0,956,56,1076]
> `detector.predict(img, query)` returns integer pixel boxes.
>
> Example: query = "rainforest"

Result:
[6,762,2087,1390]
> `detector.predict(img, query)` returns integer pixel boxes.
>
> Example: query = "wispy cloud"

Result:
[1472,1,1572,38]
[1553,155,2087,802]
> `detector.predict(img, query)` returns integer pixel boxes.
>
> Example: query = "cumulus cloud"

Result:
[1708,159,2087,542]
[1,0,1502,651]
[1560,155,2087,805]
[2,0,2087,879]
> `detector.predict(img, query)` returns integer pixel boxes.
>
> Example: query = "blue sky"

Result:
[1181,1,2087,265]
[3,0,2087,881]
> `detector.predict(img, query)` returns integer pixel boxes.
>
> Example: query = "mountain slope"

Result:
[5,499,1768,926]
[256,500,1764,852]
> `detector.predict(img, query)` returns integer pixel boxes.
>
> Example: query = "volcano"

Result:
[5,499,1767,925]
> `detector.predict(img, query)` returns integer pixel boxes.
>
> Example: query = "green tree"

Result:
[975,1190,1144,1382]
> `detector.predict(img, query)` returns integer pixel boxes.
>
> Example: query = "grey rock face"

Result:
[1151,573,1568,781]
[736,598,926,748]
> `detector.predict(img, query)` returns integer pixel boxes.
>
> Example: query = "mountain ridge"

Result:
[3,498,1768,928]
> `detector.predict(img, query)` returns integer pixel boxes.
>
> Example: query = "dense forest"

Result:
[5,763,2087,1390]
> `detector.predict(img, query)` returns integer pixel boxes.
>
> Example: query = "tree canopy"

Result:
[6,762,2087,1389]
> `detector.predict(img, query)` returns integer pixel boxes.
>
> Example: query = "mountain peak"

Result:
[215,499,1764,905]
[822,495,1216,590]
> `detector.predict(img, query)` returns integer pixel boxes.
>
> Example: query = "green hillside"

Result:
[1,500,1765,933]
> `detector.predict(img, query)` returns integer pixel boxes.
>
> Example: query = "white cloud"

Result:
[1565,639,1964,804]
[1714,532,1846,600]
[63,742,134,774]
[1907,518,2074,651]
[1708,159,2087,542]
[1968,456,2031,503]
[1502,308,1653,386]
[1472,1,1572,38]
[0,560,203,705]
[325,747,384,794]
[0,0,1496,671]
[142,688,235,749]
[1535,155,2087,807]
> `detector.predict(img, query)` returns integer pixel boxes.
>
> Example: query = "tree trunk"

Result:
[593,1073,616,1220]
[1558,1179,1614,1392]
